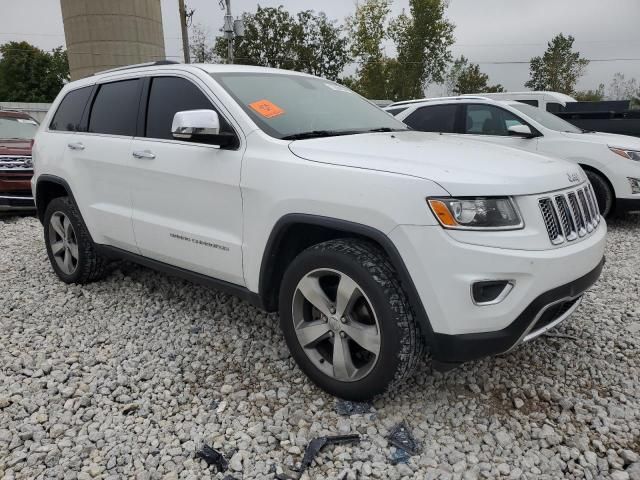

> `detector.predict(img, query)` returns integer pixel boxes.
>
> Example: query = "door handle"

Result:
[67,142,85,151]
[132,150,156,159]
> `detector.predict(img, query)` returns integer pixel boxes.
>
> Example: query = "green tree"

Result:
[347,0,454,101]
[525,33,588,94]
[446,56,504,95]
[214,7,349,80]
[0,41,69,102]
[389,0,455,99]
[345,0,392,99]
[574,83,605,101]
[291,10,349,80]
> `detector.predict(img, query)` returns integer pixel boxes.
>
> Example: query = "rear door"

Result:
[64,78,141,251]
[401,104,461,136]
[128,74,245,285]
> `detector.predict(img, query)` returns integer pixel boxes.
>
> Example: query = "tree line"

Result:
[0,0,639,103]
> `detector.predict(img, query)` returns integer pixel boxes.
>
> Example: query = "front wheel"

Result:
[278,239,423,400]
[585,170,614,217]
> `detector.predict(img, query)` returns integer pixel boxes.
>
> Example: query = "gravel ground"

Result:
[1,214,639,480]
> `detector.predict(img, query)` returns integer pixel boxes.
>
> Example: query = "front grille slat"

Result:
[554,195,577,241]
[539,198,563,244]
[586,185,600,223]
[577,189,594,232]
[539,184,599,245]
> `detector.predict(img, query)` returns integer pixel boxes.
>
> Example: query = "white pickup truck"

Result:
[32,62,606,399]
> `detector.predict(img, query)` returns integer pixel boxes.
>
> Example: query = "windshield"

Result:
[211,72,407,139]
[510,103,582,133]
[0,116,38,140]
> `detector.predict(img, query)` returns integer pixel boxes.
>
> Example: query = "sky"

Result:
[1,0,639,96]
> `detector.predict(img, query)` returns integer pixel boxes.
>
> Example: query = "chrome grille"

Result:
[539,198,563,244]
[539,184,600,245]
[0,156,33,172]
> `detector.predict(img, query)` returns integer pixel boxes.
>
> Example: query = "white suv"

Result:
[386,96,640,217]
[32,63,606,400]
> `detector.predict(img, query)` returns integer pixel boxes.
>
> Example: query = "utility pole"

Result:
[178,0,191,63]
[220,0,244,64]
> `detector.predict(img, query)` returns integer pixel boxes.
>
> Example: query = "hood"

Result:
[562,131,640,150]
[0,139,32,156]
[289,131,583,196]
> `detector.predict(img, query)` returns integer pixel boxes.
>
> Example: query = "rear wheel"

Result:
[44,197,108,284]
[585,170,614,217]
[279,239,423,400]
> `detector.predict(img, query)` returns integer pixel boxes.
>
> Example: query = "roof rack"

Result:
[94,60,180,75]
[389,95,491,107]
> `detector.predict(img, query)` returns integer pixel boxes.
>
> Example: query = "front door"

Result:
[128,75,245,286]
[459,103,539,152]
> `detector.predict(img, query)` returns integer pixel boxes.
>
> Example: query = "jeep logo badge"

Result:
[567,172,580,183]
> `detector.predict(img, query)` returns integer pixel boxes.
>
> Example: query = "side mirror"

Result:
[507,124,535,138]
[171,109,237,147]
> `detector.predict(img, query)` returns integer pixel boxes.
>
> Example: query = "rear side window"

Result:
[403,105,458,133]
[517,99,539,107]
[546,102,563,113]
[88,79,140,136]
[49,86,92,132]
[386,107,408,116]
[145,76,232,140]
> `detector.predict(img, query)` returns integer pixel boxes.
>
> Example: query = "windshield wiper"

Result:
[282,130,360,140]
[365,127,405,133]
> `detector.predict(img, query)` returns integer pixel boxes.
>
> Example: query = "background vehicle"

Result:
[33,63,605,400]
[387,96,640,216]
[467,91,640,138]
[0,110,38,212]
[465,91,577,113]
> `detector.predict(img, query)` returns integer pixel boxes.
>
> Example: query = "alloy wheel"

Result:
[292,268,381,382]
[48,211,79,275]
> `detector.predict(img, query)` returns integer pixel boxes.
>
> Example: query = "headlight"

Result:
[609,146,640,161]
[428,197,523,230]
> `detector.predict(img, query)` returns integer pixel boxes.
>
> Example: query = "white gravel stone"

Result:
[0,214,639,479]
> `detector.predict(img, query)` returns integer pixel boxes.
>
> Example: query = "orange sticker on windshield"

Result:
[249,99,285,118]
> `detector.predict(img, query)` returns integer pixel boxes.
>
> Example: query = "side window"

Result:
[403,104,458,133]
[546,102,563,113]
[88,79,140,136]
[517,99,539,107]
[49,86,92,132]
[145,76,232,140]
[385,107,408,116]
[464,104,525,136]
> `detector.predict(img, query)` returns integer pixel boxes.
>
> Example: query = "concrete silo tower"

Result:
[60,0,167,80]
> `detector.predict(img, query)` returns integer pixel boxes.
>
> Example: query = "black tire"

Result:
[43,196,108,284]
[278,238,423,400]
[585,170,614,217]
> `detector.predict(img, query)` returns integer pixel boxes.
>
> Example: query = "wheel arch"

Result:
[579,163,617,212]
[35,175,80,224]
[258,214,436,345]
[579,163,616,196]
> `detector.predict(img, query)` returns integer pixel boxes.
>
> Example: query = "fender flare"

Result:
[258,213,437,348]
[35,174,80,223]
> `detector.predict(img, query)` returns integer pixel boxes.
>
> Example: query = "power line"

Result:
[2,46,640,65]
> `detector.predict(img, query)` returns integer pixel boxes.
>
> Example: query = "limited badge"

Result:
[249,99,285,119]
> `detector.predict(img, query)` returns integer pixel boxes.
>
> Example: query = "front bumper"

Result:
[616,197,640,213]
[389,221,606,364]
[0,193,35,212]
[431,257,603,365]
